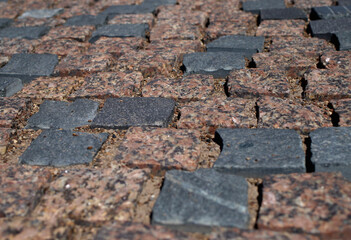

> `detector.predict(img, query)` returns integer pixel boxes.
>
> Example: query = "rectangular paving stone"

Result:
[183,52,246,78]
[150,21,203,41]
[292,0,333,9]
[108,13,154,27]
[0,26,50,40]
[206,21,254,41]
[258,96,332,132]
[115,127,204,171]
[89,24,149,43]
[142,74,215,101]
[207,35,264,53]
[152,168,250,229]
[64,14,107,26]
[0,98,28,128]
[0,53,58,84]
[243,0,286,14]
[145,39,204,53]
[42,26,95,42]
[258,172,351,236]
[320,50,351,70]
[256,19,306,37]
[332,31,351,51]
[34,39,88,56]
[87,37,146,55]
[26,99,99,130]
[92,97,175,129]
[0,76,22,97]
[99,4,156,19]
[309,17,351,40]
[0,164,52,218]
[0,128,11,154]
[260,8,308,21]
[311,127,351,181]
[0,38,37,56]
[19,8,64,19]
[311,5,351,20]
[214,128,305,177]
[12,17,65,28]
[330,98,351,127]
[19,130,108,167]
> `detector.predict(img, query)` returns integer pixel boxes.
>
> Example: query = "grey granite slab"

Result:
[260,8,308,21]
[19,8,64,19]
[311,5,351,20]
[0,26,50,40]
[243,0,286,14]
[0,77,22,97]
[213,128,305,178]
[64,14,107,27]
[0,18,12,29]
[92,97,175,129]
[207,35,265,53]
[338,0,351,6]
[309,17,351,40]
[332,31,351,50]
[19,130,108,167]
[142,0,177,7]
[152,168,250,230]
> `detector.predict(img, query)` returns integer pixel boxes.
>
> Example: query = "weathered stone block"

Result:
[311,5,351,20]
[207,35,264,53]
[260,8,307,21]
[19,8,63,19]
[64,14,106,26]
[0,77,22,97]
[309,18,351,40]
[243,0,286,14]
[0,26,50,40]
[332,31,351,51]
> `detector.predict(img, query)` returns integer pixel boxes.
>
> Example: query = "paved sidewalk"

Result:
[0,0,351,239]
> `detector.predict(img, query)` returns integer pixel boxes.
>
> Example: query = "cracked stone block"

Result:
[64,14,107,26]
[258,172,351,237]
[0,26,50,40]
[0,18,12,29]
[19,130,108,167]
[309,18,351,40]
[89,24,149,43]
[214,128,305,177]
[152,168,250,229]
[0,98,28,128]
[34,39,88,56]
[260,8,308,21]
[115,127,203,171]
[26,99,99,130]
[43,26,94,42]
[311,5,351,20]
[332,31,351,51]
[0,53,58,84]
[304,69,351,100]
[258,96,332,132]
[183,52,246,78]
[142,74,215,101]
[256,19,306,37]
[207,35,264,54]
[320,51,351,70]
[70,71,143,99]
[0,76,22,97]
[92,97,175,129]
[19,8,64,19]
[0,128,11,154]
[150,21,203,41]
[330,98,351,127]
[311,127,351,181]
[243,0,286,14]
[0,164,52,218]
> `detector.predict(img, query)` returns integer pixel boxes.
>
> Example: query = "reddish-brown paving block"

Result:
[69,71,143,99]
[256,20,306,37]
[0,3,20,18]
[32,167,148,223]
[86,37,146,55]
[177,97,257,135]
[142,74,215,101]
[58,5,100,19]
[0,128,12,155]
[146,39,204,53]
[0,164,52,218]
[304,69,351,101]
[0,98,28,128]
[150,21,204,41]
[15,76,83,100]
[329,99,351,127]
[54,53,115,76]
[291,0,333,9]
[187,0,241,14]
[115,127,204,172]
[0,38,38,56]
[12,17,65,28]
[43,26,95,42]
[258,172,351,237]
[206,21,253,41]
[321,51,351,71]
[94,0,142,10]
[108,13,155,27]
[34,39,88,56]
[258,96,332,132]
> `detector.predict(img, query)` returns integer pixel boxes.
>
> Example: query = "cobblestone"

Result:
[320,50,351,71]
[0,98,28,128]
[256,19,306,37]
[0,26,50,40]
[329,98,351,127]
[0,76,22,97]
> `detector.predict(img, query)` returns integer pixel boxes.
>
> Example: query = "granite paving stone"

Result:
[320,50,351,71]
[207,35,264,54]
[86,37,146,55]
[214,128,305,177]
[152,168,250,229]
[142,74,215,101]
[0,26,50,40]
[309,17,351,40]
[206,21,254,41]
[92,97,175,129]
[64,14,107,26]
[332,31,351,51]
[99,4,156,19]
[34,39,88,56]
[0,4,19,19]
[310,127,351,181]
[0,128,11,154]
[145,39,204,53]
[69,71,143,99]
[0,76,22,97]
[0,38,37,56]
[259,8,308,21]
[59,3,100,19]
[243,0,286,14]
[257,96,332,132]
[0,164,52,218]
[19,8,64,19]
[143,0,177,7]
[310,5,351,20]
[26,99,99,130]
[108,13,154,27]
[19,130,108,167]
[256,19,306,37]
[177,97,257,135]
[258,172,351,237]
[0,98,28,128]
[329,98,351,126]
[115,127,204,171]
[150,21,203,41]
[0,56,8,67]
[339,0,351,6]
[12,17,65,28]
[292,0,333,9]
[208,9,255,23]
[43,26,95,42]
[0,18,12,29]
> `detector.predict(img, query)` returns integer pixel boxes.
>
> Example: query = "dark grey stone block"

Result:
[19,8,64,19]
[213,128,305,178]
[338,0,351,6]
[0,53,58,84]
[92,97,175,129]
[26,99,99,130]
[0,77,22,97]
[182,52,246,78]
[0,26,50,40]
[242,0,286,14]
[260,7,308,21]
[64,14,107,26]
[19,130,108,167]
[142,0,177,7]
[152,168,250,230]
[309,17,351,40]
[311,6,351,20]
[0,18,12,29]
[207,35,265,53]
[89,24,149,43]
[311,127,351,181]
[332,31,351,50]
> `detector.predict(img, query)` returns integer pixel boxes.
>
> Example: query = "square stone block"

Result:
[207,35,264,53]
[309,18,351,40]
[256,19,306,37]
[0,26,50,39]
[243,0,286,14]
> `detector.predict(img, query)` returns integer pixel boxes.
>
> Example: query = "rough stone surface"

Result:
[90,24,149,43]
[311,127,351,181]
[19,8,64,19]
[0,128,11,154]
[0,77,22,97]
[214,128,305,177]
[0,53,58,83]
[0,18,12,29]
[92,97,175,129]
[0,26,50,40]
[339,0,351,6]
[256,19,306,37]
[258,172,351,237]
[0,38,37,56]
[0,98,28,128]
[19,130,108,167]
[43,26,94,42]
[332,31,351,51]
[64,14,106,26]
[243,0,286,14]
[206,35,264,53]
[311,5,351,20]
[108,13,154,27]
[87,37,145,55]
[150,21,203,41]
[309,18,351,40]
[292,0,333,10]
[34,39,88,56]
[260,8,307,21]
[320,50,351,70]
[99,4,156,19]
[330,98,351,127]
[152,169,250,229]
